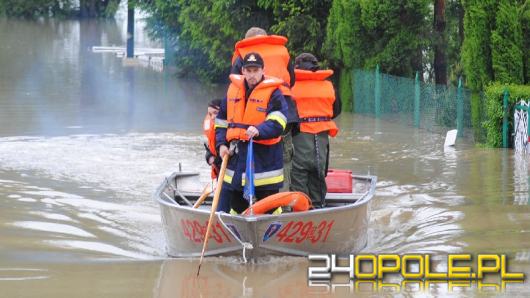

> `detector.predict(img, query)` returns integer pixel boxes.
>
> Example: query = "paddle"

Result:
[197,153,228,277]
[243,138,255,215]
[193,182,213,208]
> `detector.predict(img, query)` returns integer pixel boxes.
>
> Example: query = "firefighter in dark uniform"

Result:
[216,52,289,214]
[230,27,298,193]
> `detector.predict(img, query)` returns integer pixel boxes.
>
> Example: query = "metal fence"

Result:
[352,66,474,137]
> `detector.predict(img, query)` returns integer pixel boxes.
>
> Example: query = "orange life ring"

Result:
[242,192,312,215]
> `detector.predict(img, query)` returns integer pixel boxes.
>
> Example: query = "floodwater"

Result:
[1,16,529,298]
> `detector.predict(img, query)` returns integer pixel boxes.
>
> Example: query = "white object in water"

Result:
[444,129,457,147]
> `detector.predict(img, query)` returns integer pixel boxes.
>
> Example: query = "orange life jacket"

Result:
[226,74,283,145]
[203,114,217,156]
[292,69,339,137]
[242,191,312,215]
[232,35,291,85]
[203,115,219,179]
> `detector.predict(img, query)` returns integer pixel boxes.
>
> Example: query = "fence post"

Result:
[374,64,381,118]
[414,72,420,128]
[457,77,464,137]
[502,88,509,148]
[527,100,530,145]
[351,69,356,113]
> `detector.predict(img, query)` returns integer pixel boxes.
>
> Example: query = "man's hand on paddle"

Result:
[246,126,259,138]
[219,145,230,158]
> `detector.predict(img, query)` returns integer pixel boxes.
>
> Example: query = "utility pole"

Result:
[434,0,447,85]
[126,1,134,58]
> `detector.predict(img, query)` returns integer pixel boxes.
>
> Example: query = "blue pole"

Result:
[243,139,255,214]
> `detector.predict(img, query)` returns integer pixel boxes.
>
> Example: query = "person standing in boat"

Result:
[231,27,299,193]
[290,53,341,207]
[203,99,222,179]
[216,52,288,214]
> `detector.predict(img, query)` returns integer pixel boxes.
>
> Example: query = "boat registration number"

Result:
[275,220,335,244]
[180,219,232,244]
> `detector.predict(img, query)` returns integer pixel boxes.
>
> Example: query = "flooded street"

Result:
[1,17,529,297]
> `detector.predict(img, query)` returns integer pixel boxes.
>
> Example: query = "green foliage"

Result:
[491,0,524,84]
[324,0,429,77]
[462,0,527,89]
[324,0,364,69]
[461,0,495,91]
[324,0,429,111]
[257,0,331,57]
[484,83,530,147]
[520,0,529,83]
[470,92,486,143]
[359,0,430,77]
[0,0,119,18]
[446,0,465,84]
[461,0,529,146]
[0,0,74,18]
[137,0,273,81]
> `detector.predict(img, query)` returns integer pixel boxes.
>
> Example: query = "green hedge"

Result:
[484,83,530,147]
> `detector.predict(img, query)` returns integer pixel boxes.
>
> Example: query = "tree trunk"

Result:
[457,0,464,49]
[434,0,447,85]
[80,0,114,18]
[80,0,96,18]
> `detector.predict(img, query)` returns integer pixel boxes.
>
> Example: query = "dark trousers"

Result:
[217,188,231,213]
[219,187,278,214]
[279,130,294,192]
[290,131,329,207]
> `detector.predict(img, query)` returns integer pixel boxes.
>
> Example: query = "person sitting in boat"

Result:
[231,26,299,193]
[215,52,288,214]
[290,53,341,207]
[203,99,222,179]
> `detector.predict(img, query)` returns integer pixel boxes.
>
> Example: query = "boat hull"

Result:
[155,172,376,258]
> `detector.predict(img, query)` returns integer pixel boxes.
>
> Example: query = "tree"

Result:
[0,0,119,18]
[0,0,73,17]
[324,0,365,69]
[136,0,274,81]
[257,0,332,58]
[523,0,530,83]
[358,0,430,77]
[445,0,465,83]
[461,0,496,91]
[491,0,524,84]
[79,0,120,18]
[433,0,447,85]
[323,0,366,111]
[323,0,430,111]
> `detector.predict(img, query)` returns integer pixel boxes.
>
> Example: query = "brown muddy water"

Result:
[0,16,529,298]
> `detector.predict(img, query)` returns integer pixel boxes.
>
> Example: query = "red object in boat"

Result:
[325,169,353,193]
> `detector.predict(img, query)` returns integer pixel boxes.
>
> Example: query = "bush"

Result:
[484,83,530,147]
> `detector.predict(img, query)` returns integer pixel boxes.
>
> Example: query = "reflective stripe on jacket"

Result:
[292,69,339,137]
[221,147,284,189]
